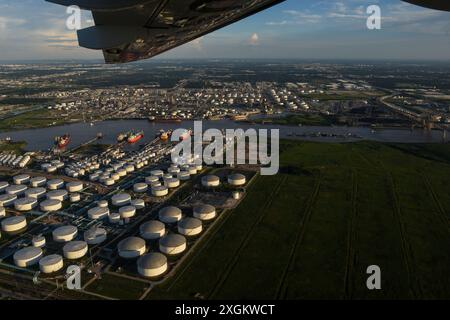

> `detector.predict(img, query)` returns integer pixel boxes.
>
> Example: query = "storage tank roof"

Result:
[137,252,167,269]
[63,241,87,252]
[178,217,202,229]
[159,206,182,217]
[14,246,42,261]
[160,234,186,248]
[118,237,145,251]
[194,204,216,214]
[140,220,165,233]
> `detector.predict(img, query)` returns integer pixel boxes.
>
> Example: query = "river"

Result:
[0,119,446,152]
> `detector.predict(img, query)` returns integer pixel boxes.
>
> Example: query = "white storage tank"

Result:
[119,205,136,219]
[70,193,81,203]
[140,220,165,240]
[150,170,164,178]
[145,176,159,184]
[159,206,182,223]
[102,178,115,186]
[84,227,107,245]
[168,167,180,175]
[133,183,148,193]
[5,184,27,196]
[228,173,247,186]
[89,173,100,182]
[193,204,217,221]
[1,216,27,233]
[111,173,120,181]
[124,165,135,173]
[137,253,168,278]
[14,246,43,267]
[112,193,131,206]
[47,189,68,201]
[152,186,168,197]
[116,169,127,177]
[164,178,180,189]
[32,235,46,248]
[14,197,38,211]
[0,194,17,207]
[201,175,220,187]
[178,217,203,236]
[0,181,9,192]
[13,174,30,185]
[87,206,109,220]
[97,200,108,208]
[47,179,64,190]
[39,254,63,273]
[178,171,190,181]
[53,225,78,242]
[40,199,62,212]
[118,237,146,259]
[150,181,162,188]
[130,199,145,209]
[46,165,57,173]
[30,177,47,188]
[63,241,88,259]
[25,187,46,199]
[66,181,83,192]
[108,212,121,224]
[159,234,187,255]
[188,166,198,175]
[0,206,5,218]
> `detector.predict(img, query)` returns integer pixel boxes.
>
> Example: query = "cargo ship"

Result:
[157,129,173,141]
[117,131,131,142]
[127,130,144,144]
[148,116,182,123]
[54,134,71,149]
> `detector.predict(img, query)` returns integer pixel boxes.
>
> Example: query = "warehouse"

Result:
[159,234,187,255]
[228,173,247,186]
[47,179,64,190]
[193,204,217,221]
[118,237,146,258]
[201,175,220,187]
[13,174,30,185]
[25,187,46,199]
[66,181,84,192]
[0,194,17,206]
[63,241,88,259]
[88,206,110,220]
[140,220,166,240]
[152,185,169,197]
[53,225,78,242]
[39,254,64,273]
[2,216,27,233]
[84,227,107,245]
[14,197,38,211]
[137,253,168,278]
[47,189,69,201]
[178,217,203,236]
[40,199,62,212]
[159,206,182,223]
[112,193,131,206]
[14,246,43,267]
[119,205,136,219]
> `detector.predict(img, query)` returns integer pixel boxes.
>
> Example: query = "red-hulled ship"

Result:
[55,134,71,148]
[127,130,144,144]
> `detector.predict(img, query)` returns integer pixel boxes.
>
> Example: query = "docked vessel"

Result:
[117,131,131,142]
[55,134,71,149]
[157,130,172,141]
[127,131,144,144]
[148,117,182,123]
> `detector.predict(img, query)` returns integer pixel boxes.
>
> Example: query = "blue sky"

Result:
[0,0,450,61]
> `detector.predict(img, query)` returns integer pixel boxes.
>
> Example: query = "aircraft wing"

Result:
[403,0,450,11]
[46,0,285,64]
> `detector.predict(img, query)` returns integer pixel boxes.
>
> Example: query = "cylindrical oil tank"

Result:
[1,216,27,233]
[228,173,247,186]
[178,171,190,181]
[124,165,135,173]
[137,253,168,278]
[118,237,146,259]
[133,183,148,193]
[25,187,46,199]
[193,204,217,221]
[5,184,27,196]
[164,178,180,189]
[188,166,198,175]
[116,169,127,177]
[84,228,107,245]
[0,181,9,192]
[46,189,68,201]
[152,186,168,197]
[32,235,46,248]
[168,167,180,175]
[40,199,62,212]
[178,217,203,236]
[63,241,88,259]
[97,200,108,208]
[111,193,131,206]
[159,206,182,223]
[70,193,81,203]
[66,181,83,192]
[0,206,5,218]
[52,225,78,242]
[150,170,164,178]
[87,206,109,220]
[47,179,64,190]
[140,220,165,240]
[14,197,38,211]
[119,205,136,219]
[201,175,220,187]
[13,174,30,185]
[39,254,63,273]
[108,212,121,224]
[159,234,187,255]
[30,177,46,187]
[145,176,159,184]
[0,194,17,206]
[14,246,42,267]
[130,199,145,209]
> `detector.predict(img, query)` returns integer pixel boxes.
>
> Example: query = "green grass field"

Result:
[146,140,450,300]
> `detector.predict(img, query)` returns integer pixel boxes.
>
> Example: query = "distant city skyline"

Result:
[0,0,450,61]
